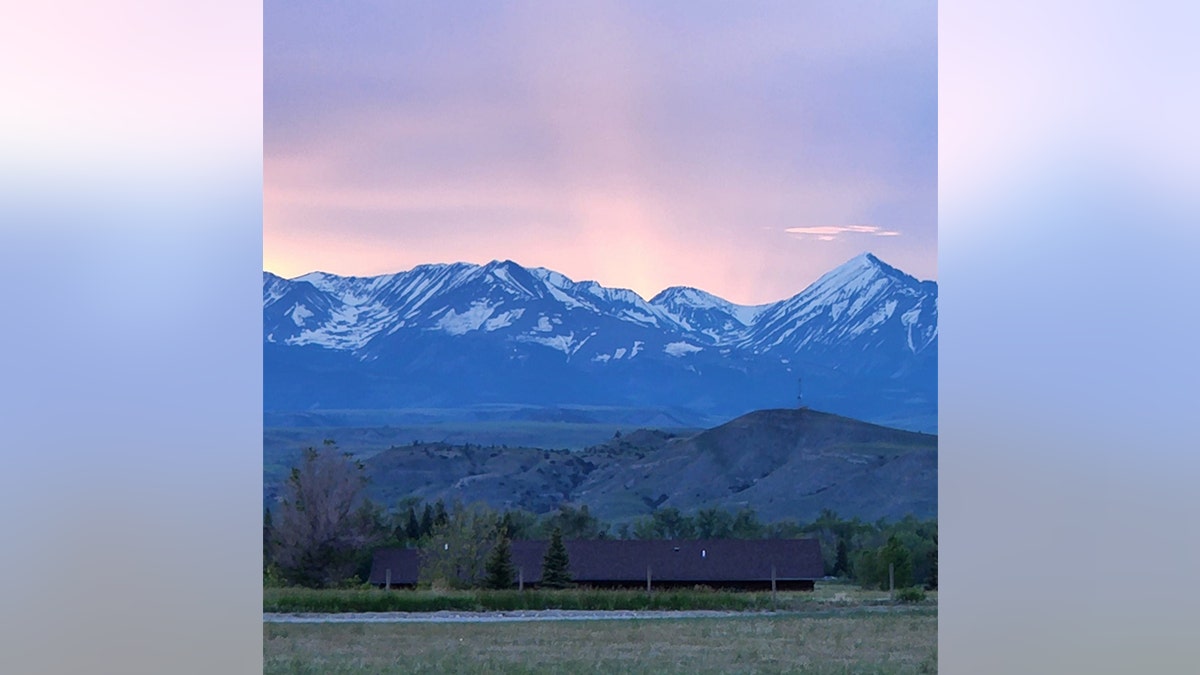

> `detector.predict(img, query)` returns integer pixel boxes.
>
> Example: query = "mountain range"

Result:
[264,252,937,432]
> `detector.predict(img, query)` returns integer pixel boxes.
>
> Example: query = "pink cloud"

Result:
[785,225,902,240]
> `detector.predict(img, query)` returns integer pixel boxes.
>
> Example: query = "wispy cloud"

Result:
[785,225,901,241]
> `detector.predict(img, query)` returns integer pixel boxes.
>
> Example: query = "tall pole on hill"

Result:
[797,376,803,409]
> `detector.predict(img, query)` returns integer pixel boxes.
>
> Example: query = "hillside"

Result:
[341,408,936,523]
[574,408,936,523]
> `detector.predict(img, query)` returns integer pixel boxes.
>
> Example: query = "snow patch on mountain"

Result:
[435,301,497,336]
[518,332,576,354]
[848,299,898,337]
[483,262,538,298]
[286,324,385,350]
[528,266,571,289]
[901,306,922,325]
[399,276,447,312]
[292,271,339,292]
[620,309,659,326]
[545,283,592,311]
[484,308,524,331]
[263,275,291,306]
[289,303,313,326]
[901,302,937,353]
[665,341,704,356]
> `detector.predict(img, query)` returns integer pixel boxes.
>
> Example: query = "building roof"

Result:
[368,538,822,585]
[368,548,420,585]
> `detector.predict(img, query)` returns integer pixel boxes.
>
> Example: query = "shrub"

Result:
[894,586,926,603]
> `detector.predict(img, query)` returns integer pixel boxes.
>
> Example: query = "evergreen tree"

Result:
[834,538,850,577]
[433,499,449,528]
[420,504,434,538]
[541,527,573,588]
[483,529,516,589]
[925,534,938,590]
[405,506,421,541]
[263,507,273,570]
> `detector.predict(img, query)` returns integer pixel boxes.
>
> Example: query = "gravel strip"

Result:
[264,610,757,624]
[263,606,926,624]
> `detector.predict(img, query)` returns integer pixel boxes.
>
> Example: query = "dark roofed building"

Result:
[368,548,420,587]
[369,538,822,591]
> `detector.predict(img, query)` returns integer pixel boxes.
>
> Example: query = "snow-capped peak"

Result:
[650,286,724,309]
[736,252,937,356]
[291,270,342,291]
[648,286,767,337]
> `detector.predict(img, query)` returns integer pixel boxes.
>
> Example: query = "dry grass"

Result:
[263,610,937,674]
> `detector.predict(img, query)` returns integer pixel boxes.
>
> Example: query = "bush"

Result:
[894,586,926,603]
[335,575,372,590]
[854,536,914,590]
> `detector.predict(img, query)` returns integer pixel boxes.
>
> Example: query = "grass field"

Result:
[263,610,937,674]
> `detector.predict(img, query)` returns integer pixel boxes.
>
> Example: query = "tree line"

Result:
[264,443,936,591]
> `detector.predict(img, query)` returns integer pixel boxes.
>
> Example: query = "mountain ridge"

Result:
[264,253,937,432]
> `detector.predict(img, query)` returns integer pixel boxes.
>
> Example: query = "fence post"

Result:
[518,566,524,592]
[385,568,391,590]
[889,563,895,599]
[646,565,652,593]
[771,564,777,602]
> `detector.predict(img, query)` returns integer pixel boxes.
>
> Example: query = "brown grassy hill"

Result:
[573,408,936,523]
[356,408,936,523]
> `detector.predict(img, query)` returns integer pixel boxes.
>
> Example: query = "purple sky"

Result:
[265,1,936,305]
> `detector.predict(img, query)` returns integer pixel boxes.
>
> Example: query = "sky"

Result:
[265,1,936,305]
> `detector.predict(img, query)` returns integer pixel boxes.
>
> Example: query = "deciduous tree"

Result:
[694,507,734,539]
[269,442,376,587]
[418,501,498,589]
